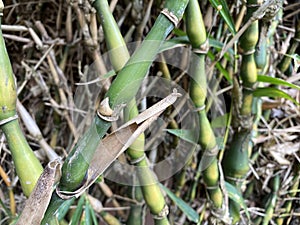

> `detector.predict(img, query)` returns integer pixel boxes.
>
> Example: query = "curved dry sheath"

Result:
[15,90,181,225]
[57,89,181,199]
[16,159,62,225]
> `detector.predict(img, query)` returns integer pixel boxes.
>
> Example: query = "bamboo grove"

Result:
[0,0,299,224]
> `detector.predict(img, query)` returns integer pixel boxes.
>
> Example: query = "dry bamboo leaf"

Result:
[16,159,62,225]
[57,89,181,199]
[268,142,300,165]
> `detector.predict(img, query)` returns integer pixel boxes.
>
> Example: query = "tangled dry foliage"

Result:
[0,0,300,224]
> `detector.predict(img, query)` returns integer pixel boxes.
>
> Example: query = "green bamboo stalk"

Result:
[99,211,122,225]
[125,103,169,225]
[93,0,130,71]
[59,0,188,191]
[222,0,259,222]
[126,186,144,225]
[0,6,43,197]
[43,1,188,223]
[96,2,171,223]
[186,0,223,211]
[94,2,145,223]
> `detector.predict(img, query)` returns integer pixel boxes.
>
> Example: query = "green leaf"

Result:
[211,113,229,128]
[86,198,98,225]
[57,198,75,221]
[207,51,232,83]
[209,38,234,55]
[159,36,190,52]
[257,75,300,90]
[253,87,300,106]
[208,0,236,34]
[166,129,198,144]
[160,184,199,223]
[173,28,188,37]
[70,195,85,225]
[225,182,250,219]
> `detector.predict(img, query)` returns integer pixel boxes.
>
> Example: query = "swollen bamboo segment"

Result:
[186,0,223,214]
[0,8,43,197]
[96,1,171,223]
[59,0,189,194]
[222,0,259,223]
[44,0,189,223]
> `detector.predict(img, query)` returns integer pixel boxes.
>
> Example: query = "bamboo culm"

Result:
[0,14,43,197]
[222,0,259,222]
[96,1,171,223]
[186,0,224,212]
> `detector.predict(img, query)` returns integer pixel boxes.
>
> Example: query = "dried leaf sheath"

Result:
[59,0,189,194]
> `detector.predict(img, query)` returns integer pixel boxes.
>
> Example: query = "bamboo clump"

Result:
[0,0,299,224]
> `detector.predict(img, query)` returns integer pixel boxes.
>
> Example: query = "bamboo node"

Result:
[152,204,169,220]
[129,154,146,165]
[225,175,245,183]
[0,114,18,126]
[243,86,255,91]
[206,184,220,190]
[97,97,125,122]
[193,105,206,112]
[160,9,179,27]
[193,39,209,54]
[239,48,255,55]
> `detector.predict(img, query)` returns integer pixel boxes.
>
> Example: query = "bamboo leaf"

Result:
[257,75,300,90]
[209,38,234,55]
[225,182,250,219]
[57,91,181,199]
[160,184,199,223]
[253,87,300,106]
[208,0,236,34]
[86,202,98,225]
[159,36,189,52]
[84,200,92,225]
[166,129,198,144]
[173,28,188,37]
[211,114,229,128]
[70,195,85,225]
[57,198,75,221]
[207,51,232,83]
